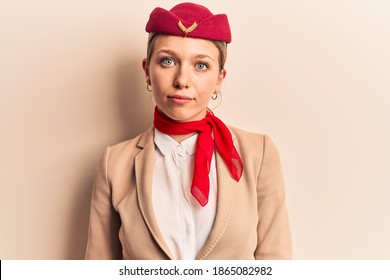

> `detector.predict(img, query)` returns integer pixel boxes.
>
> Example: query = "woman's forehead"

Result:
[152,35,219,57]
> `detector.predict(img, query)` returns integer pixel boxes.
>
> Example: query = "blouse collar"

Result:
[154,128,198,156]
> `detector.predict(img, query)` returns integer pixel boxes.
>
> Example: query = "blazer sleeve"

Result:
[255,135,292,259]
[85,147,123,259]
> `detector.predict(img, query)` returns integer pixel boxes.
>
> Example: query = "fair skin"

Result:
[142,35,226,142]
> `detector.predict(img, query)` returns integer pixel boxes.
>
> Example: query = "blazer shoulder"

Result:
[107,127,154,159]
[228,126,281,165]
[228,126,265,147]
[229,126,277,147]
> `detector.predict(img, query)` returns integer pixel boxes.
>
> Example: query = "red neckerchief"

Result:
[153,106,243,206]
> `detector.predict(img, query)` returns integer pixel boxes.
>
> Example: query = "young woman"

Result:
[85,2,292,260]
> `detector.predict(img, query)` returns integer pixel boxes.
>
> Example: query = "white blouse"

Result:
[152,128,217,260]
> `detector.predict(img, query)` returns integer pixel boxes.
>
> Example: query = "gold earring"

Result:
[146,83,152,92]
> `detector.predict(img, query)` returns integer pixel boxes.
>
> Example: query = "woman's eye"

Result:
[196,62,208,70]
[161,58,174,66]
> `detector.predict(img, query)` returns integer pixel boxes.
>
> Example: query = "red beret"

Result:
[145,2,231,43]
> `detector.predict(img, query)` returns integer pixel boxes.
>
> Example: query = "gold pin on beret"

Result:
[177,21,198,37]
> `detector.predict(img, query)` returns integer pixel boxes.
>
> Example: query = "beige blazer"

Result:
[85,126,292,260]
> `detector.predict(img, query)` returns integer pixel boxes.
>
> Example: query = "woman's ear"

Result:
[221,69,227,80]
[215,69,227,91]
[142,58,150,82]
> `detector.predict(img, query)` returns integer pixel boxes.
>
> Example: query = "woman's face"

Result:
[143,35,225,122]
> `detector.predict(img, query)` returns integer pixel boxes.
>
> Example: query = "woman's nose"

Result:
[173,67,190,89]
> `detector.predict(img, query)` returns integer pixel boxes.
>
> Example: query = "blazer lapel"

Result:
[196,136,239,260]
[135,128,174,259]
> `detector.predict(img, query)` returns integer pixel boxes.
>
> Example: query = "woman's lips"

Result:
[168,95,194,104]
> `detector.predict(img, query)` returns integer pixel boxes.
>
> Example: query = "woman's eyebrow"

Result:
[156,49,176,56]
[156,49,215,61]
[194,54,215,61]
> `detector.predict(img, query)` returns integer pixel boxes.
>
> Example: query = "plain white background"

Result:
[1,0,389,259]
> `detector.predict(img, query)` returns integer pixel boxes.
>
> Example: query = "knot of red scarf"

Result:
[153,107,243,206]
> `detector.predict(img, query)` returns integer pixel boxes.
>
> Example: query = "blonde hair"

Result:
[146,33,227,72]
